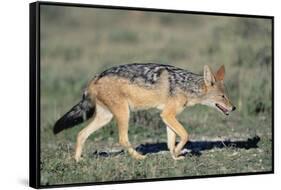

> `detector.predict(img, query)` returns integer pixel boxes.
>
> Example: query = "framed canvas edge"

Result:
[29,1,275,189]
[38,0,274,19]
[271,16,275,174]
[30,1,41,189]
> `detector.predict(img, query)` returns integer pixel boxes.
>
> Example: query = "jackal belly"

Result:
[125,85,168,111]
[90,75,170,111]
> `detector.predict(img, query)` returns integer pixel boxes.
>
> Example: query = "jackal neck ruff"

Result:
[96,63,205,96]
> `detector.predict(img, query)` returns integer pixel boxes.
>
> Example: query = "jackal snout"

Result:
[214,94,236,115]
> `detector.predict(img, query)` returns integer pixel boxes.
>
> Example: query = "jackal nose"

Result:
[232,106,236,111]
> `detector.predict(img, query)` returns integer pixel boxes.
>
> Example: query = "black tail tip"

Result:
[53,120,65,135]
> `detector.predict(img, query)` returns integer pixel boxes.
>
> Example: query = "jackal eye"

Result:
[221,95,225,98]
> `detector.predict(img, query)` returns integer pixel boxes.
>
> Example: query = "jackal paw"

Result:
[135,153,147,160]
[128,148,146,160]
[170,149,186,160]
[172,155,185,160]
[131,152,146,160]
[74,155,82,162]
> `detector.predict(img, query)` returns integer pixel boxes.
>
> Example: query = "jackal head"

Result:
[201,65,236,115]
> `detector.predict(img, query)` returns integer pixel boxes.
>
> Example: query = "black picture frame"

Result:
[30,1,274,189]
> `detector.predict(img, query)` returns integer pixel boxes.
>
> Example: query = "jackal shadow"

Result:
[92,136,260,157]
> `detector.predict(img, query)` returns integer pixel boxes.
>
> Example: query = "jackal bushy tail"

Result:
[53,93,96,134]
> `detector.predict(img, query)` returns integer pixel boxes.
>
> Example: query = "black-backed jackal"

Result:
[54,63,236,161]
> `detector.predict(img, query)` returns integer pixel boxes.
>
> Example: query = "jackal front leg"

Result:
[161,113,189,160]
[166,126,176,154]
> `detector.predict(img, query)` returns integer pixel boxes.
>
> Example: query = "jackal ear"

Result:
[215,65,225,81]
[204,65,216,86]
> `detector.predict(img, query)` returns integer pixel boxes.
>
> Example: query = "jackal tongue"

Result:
[215,103,228,113]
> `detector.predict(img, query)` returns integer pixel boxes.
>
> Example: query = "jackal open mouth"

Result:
[215,103,229,115]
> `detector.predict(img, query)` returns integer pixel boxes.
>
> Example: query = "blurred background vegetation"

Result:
[40,4,272,186]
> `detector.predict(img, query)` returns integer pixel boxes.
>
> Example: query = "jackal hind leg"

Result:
[161,112,188,160]
[74,104,113,162]
[112,101,146,160]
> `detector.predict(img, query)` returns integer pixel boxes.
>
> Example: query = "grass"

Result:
[39,5,273,186]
